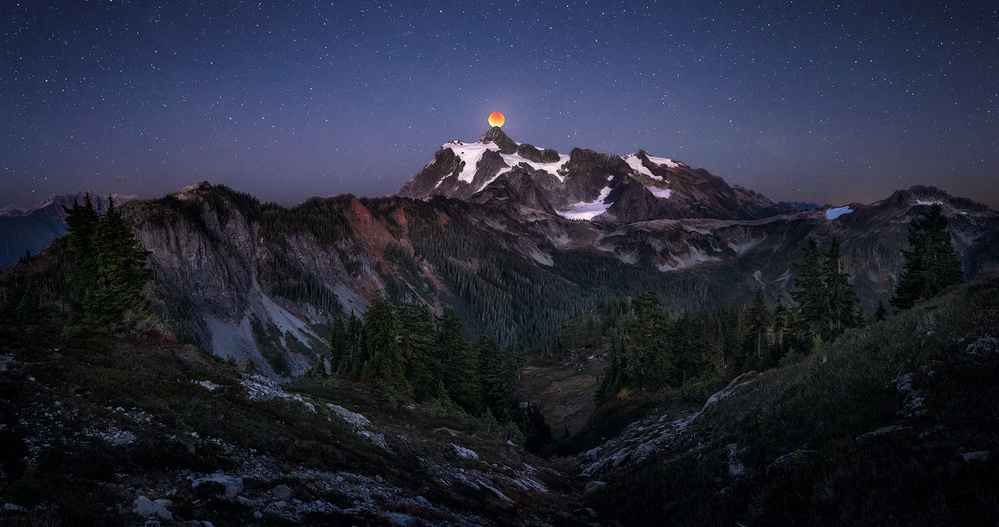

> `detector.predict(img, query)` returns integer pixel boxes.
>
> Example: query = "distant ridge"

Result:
[0,192,137,270]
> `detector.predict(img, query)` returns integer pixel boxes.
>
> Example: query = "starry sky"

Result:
[3,0,998,210]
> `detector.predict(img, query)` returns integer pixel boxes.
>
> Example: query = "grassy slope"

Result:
[585,272,999,526]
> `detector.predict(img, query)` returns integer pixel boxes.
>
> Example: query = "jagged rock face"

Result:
[396,128,792,224]
[108,179,999,379]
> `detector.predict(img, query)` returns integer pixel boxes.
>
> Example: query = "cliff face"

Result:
[108,181,999,380]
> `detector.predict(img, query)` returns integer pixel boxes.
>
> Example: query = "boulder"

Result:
[192,472,244,499]
[134,496,173,520]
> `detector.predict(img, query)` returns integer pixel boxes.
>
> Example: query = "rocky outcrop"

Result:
[395,128,792,224]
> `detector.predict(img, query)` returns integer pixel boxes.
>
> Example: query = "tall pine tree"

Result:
[64,195,151,329]
[891,204,964,310]
[360,294,406,387]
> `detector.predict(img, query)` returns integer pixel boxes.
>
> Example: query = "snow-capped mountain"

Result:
[397,127,792,223]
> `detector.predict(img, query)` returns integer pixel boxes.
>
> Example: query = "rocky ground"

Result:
[0,325,590,526]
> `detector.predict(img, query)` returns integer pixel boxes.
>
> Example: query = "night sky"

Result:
[3,1,998,210]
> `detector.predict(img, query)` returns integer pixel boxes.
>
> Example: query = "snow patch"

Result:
[648,187,672,199]
[624,152,679,181]
[624,154,660,180]
[825,206,854,220]
[443,140,497,184]
[500,152,571,182]
[917,199,944,206]
[442,138,571,191]
[556,186,613,220]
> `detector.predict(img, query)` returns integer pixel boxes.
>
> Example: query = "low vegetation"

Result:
[0,315,581,525]
[580,271,999,525]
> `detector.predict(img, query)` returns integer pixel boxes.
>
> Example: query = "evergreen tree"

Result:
[627,291,674,391]
[64,193,100,302]
[517,402,552,454]
[328,311,349,376]
[821,238,859,340]
[64,194,151,328]
[436,308,479,413]
[790,239,829,345]
[476,335,518,421]
[397,302,439,402]
[891,204,964,310]
[743,289,772,369]
[360,294,406,387]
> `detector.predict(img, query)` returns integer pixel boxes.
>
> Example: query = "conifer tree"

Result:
[397,302,439,402]
[743,289,772,368]
[821,238,859,340]
[891,204,964,310]
[790,239,828,344]
[476,335,518,421]
[360,294,406,387]
[436,308,479,413]
[64,193,100,301]
[64,195,151,328]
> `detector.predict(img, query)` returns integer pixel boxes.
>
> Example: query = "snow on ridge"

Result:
[624,152,680,182]
[649,187,671,199]
[500,151,571,182]
[443,141,499,184]
[825,206,854,220]
[443,138,571,190]
[624,154,660,180]
[917,199,944,206]
[645,154,680,168]
[556,186,613,221]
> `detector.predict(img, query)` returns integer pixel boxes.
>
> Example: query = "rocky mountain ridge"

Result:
[398,127,792,223]
[4,131,998,378]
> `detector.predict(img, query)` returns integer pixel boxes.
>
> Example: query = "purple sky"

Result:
[3,1,998,209]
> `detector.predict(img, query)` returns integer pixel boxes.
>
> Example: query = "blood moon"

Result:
[488,111,505,127]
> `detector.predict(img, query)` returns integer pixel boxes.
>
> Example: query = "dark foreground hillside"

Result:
[2,272,999,526]
[576,271,999,526]
[0,322,583,526]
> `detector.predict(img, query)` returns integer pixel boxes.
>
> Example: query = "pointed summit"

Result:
[479,126,518,155]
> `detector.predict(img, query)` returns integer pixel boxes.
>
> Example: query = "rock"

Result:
[192,472,244,499]
[574,507,599,520]
[961,450,990,462]
[3,503,26,512]
[727,443,745,477]
[374,475,384,483]
[386,512,415,526]
[584,481,607,494]
[134,496,173,521]
[451,443,479,460]
[271,484,292,498]
[583,447,602,462]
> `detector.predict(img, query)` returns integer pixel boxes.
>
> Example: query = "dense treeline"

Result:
[540,237,870,403]
[557,215,963,404]
[319,295,551,452]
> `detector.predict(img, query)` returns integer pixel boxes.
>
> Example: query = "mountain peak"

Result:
[479,127,518,154]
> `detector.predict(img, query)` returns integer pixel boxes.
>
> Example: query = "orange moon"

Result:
[488,111,505,127]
